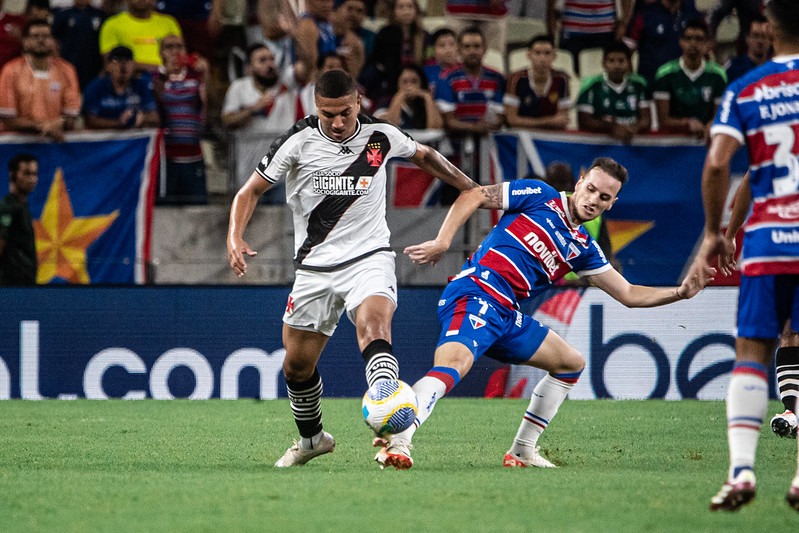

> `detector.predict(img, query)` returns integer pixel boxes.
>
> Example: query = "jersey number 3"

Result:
[765,124,799,196]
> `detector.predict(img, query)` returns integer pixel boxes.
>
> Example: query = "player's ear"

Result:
[607,196,619,210]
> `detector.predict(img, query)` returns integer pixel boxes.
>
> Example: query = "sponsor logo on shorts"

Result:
[312,171,372,195]
[285,295,295,315]
[515,311,523,328]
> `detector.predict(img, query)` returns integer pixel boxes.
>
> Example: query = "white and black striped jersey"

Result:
[255,114,418,271]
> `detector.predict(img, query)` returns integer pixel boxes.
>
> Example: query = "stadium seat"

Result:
[361,17,387,33]
[423,16,449,33]
[484,48,506,74]
[716,16,739,44]
[508,48,528,73]
[506,16,547,48]
[578,47,604,79]
[553,48,576,80]
[694,0,716,12]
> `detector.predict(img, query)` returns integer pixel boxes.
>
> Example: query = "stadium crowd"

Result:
[0,0,773,204]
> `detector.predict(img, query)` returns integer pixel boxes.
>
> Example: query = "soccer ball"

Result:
[362,379,418,436]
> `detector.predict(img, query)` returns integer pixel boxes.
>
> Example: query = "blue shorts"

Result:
[738,274,799,339]
[436,278,549,364]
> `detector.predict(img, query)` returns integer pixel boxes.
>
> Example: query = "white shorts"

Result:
[283,251,398,336]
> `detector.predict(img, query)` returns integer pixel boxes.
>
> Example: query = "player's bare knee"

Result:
[282,359,315,382]
[560,347,585,374]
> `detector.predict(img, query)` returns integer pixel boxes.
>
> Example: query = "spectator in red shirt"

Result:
[0,0,26,72]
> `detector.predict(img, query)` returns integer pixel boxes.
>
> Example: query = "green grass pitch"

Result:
[1,399,798,532]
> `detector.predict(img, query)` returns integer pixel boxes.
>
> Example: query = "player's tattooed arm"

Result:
[410,143,479,191]
[480,184,503,209]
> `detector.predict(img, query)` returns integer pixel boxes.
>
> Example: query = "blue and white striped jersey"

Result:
[455,179,611,308]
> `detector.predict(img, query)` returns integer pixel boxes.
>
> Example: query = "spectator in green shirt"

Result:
[576,41,651,144]
[652,18,727,140]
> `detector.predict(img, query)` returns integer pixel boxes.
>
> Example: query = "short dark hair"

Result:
[528,34,555,49]
[544,162,576,193]
[245,43,269,63]
[765,0,799,41]
[431,27,456,44]
[315,69,357,99]
[603,41,632,61]
[8,153,38,179]
[317,51,347,71]
[458,26,484,45]
[397,63,429,88]
[586,157,628,186]
[681,18,709,38]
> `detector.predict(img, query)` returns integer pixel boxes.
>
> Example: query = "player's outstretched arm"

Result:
[404,185,502,265]
[588,265,714,308]
[227,171,271,277]
[409,143,479,192]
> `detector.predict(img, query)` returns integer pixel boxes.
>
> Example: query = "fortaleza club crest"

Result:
[366,143,383,167]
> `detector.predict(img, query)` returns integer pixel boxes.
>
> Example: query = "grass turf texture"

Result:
[1,399,798,532]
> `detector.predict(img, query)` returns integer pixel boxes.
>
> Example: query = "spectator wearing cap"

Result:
[82,45,160,129]
[52,0,107,90]
[0,19,81,141]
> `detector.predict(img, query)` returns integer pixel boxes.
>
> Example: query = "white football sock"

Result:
[391,369,458,442]
[726,362,768,480]
[510,373,575,457]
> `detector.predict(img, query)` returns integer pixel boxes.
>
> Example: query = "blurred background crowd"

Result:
[0,0,771,204]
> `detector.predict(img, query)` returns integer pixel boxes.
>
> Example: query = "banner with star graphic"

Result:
[0,130,161,284]
[491,131,750,286]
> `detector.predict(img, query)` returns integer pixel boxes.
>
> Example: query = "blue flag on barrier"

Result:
[493,132,750,285]
[0,130,160,284]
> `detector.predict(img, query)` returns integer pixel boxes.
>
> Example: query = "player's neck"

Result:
[773,39,799,57]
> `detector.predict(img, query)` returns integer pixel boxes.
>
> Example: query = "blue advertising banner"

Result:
[0,286,758,400]
[0,130,161,284]
[0,287,498,400]
[492,131,750,285]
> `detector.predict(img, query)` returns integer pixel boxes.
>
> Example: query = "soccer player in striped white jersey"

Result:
[721,172,799,442]
[687,0,799,512]
[227,69,477,468]
[373,157,710,471]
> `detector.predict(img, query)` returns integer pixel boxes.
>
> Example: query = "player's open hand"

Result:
[678,263,716,299]
[404,239,448,266]
[718,235,737,277]
[685,231,724,290]
[227,237,257,278]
